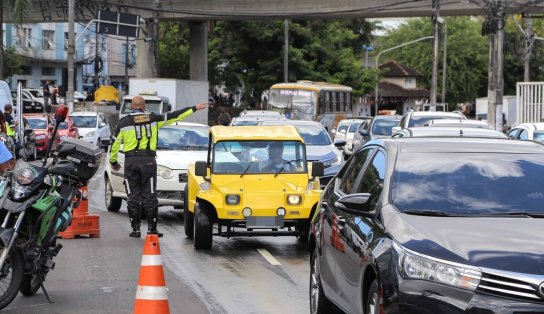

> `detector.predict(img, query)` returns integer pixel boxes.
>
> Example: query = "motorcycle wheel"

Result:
[20,272,44,296]
[0,248,24,310]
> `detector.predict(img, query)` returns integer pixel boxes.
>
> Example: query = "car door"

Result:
[334,148,387,313]
[324,147,374,310]
[98,113,111,141]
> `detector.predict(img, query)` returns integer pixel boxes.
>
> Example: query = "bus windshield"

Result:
[269,89,317,121]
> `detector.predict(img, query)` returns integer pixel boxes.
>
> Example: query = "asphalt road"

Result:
[5,158,313,314]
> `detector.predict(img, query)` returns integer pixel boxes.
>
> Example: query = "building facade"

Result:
[4,22,85,91]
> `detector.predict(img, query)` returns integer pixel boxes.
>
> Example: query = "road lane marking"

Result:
[257,248,281,266]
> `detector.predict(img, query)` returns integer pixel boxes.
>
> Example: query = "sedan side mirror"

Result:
[24,129,33,136]
[359,129,369,136]
[334,193,373,217]
[331,129,337,135]
[334,140,347,147]
[99,122,107,128]
[195,161,208,177]
[311,161,324,178]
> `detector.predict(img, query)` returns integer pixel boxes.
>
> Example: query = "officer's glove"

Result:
[111,162,121,172]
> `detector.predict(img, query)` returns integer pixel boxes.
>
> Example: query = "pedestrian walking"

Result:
[42,80,51,113]
[50,86,58,106]
[216,108,231,126]
[109,96,206,238]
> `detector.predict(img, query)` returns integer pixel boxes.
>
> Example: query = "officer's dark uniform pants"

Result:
[124,155,159,231]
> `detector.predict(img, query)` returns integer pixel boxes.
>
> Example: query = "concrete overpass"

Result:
[16,0,544,22]
[8,0,544,83]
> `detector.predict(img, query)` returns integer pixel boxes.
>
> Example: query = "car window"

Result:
[339,149,372,194]
[354,151,386,209]
[507,128,519,139]
[27,118,47,129]
[533,131,544,143]
[519,129,529,140]
[71,116,97,128]
[348,121,362,133]
[408,116,457,128]
[399,116,407,128]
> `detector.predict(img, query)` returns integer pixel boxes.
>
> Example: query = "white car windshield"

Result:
[71,116,97,128]
[157,126,209,150]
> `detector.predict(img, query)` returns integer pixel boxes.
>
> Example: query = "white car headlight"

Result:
[323,155,342,168]
[394,242,481,291]
[35,134,46,140]
[85,131,96,138]
[157,165,173,179]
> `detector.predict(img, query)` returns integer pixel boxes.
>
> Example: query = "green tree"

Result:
[159,19,380,106]
[4,47,22,78]
[376,17,489,106]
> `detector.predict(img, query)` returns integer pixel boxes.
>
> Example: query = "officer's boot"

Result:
[146,207,163,238]
[128,207,141,238]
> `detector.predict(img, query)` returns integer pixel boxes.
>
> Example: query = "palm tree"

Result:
[0,0,32,79]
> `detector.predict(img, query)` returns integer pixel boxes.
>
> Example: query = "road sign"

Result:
[97,11,140,38]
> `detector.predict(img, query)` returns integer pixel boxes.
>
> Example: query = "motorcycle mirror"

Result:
[54,105,69,123]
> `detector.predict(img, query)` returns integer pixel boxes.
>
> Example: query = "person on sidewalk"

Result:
[42,81,51,113]
[109,96,206,238]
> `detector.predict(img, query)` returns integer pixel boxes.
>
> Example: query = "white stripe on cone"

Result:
[135,285,169,300]
[141,254,163,266]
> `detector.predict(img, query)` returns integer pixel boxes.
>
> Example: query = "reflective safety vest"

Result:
[5,122,14,136]
[109,106,197,164]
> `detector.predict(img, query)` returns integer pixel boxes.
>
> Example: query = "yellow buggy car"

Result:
[184,125,324,249]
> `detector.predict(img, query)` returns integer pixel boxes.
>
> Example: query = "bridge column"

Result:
[189,21,208,81]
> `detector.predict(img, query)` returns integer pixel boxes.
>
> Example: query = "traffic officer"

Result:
[110,96,206,238]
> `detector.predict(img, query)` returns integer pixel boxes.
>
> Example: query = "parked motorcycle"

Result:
[0,105,101,309]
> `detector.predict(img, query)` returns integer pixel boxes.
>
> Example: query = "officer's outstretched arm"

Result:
[154,103,206,128]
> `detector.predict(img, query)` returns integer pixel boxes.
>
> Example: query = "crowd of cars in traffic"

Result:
[99,106,544,313]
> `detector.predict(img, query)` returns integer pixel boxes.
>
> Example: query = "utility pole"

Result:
[284,19,289,82]
[484,0,506,131]
[524,15,533,82]
[430,0,441,104]
[67,0,75,111]
[441,18,448,104]
[124,37,129,91]
[94,27,99,88]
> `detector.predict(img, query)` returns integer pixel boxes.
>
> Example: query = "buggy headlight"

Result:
[157,165,173,179]
[287,194,301,205]
[242,207,252,217]
[394,242,481,291]
[225,194,240,205]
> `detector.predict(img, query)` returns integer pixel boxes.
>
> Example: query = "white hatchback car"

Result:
[507,122,544,143]
[104,122,209,212]
[69,111,112,148]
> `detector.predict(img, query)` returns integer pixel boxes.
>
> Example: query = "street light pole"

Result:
[374,36,434,116]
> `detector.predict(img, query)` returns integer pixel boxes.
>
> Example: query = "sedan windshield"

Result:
[372,119,400,136]
[157,126,208,150]
[294,125,332,145]
[392,153,544,215]
[408,116,456,127]
[71,116,97,128]
[213,140,306,174]
[28,118,46,129]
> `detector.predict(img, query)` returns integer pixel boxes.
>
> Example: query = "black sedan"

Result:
[309,137,544,314]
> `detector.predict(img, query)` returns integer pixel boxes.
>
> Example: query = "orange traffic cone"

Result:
[134,234,170,314]
[59,185,100,239]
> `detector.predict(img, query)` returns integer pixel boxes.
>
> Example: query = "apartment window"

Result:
[21,66,32,75]
[42,30,54,49]
[42,66,55,76]
[16,26,32,48]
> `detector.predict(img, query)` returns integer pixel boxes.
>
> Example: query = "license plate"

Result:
[246,216,284,228]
